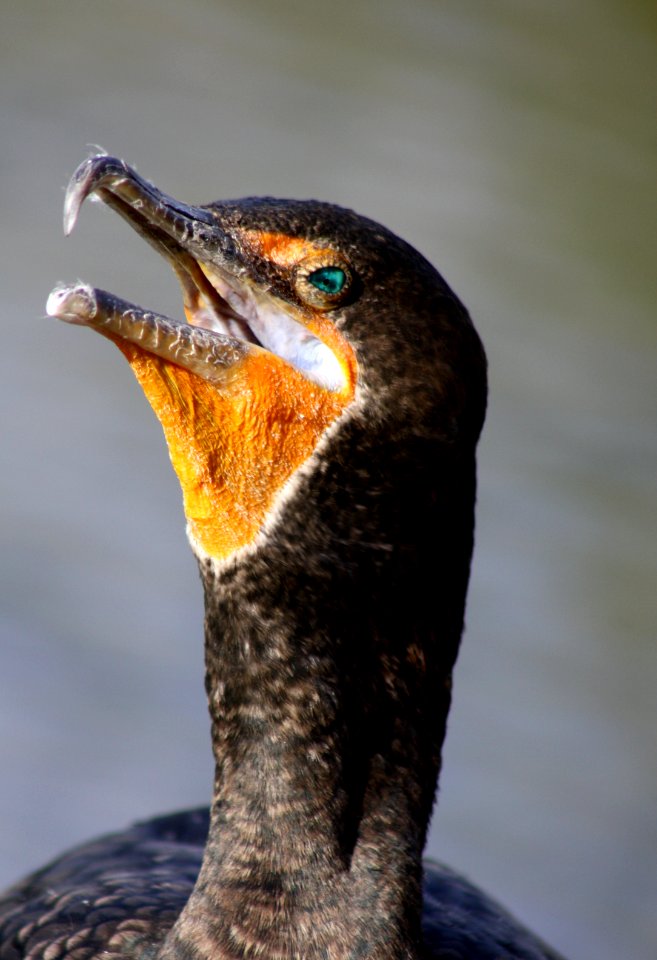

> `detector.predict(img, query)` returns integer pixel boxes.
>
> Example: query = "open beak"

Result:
[46,155,355,561]
[48,154,347,391]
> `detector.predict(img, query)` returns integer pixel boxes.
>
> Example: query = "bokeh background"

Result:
[1,3,655,958]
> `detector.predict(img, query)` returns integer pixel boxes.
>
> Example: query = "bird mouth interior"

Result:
[94,186,262,346]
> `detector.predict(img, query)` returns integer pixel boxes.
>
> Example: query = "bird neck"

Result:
[161,594,445,960]
[158,424,477,960]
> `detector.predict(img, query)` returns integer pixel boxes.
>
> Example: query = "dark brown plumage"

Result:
[0,156,564,960]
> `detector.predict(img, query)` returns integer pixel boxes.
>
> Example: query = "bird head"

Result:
[47,156,486,640]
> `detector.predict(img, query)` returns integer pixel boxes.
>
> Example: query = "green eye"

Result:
[307,266,347,295]
[294,254,353,309]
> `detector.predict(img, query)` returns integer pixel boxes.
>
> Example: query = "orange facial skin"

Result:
[234,228,360,424]
[241,231,319,268]
[112,311,356,562]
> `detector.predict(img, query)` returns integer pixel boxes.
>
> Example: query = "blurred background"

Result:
[1,2,655,958]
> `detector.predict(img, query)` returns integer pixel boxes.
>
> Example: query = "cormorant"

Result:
[0,156,565,960]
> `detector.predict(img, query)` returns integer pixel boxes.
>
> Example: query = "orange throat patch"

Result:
[114,338,355,561]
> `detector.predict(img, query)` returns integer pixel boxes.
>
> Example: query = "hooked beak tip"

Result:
[62,153,128,236]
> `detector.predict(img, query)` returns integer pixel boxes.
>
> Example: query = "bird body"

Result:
[0,811,561,960]
[0,156,563,960]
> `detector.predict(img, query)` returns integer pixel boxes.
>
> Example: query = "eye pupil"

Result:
[307,266,347,295]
